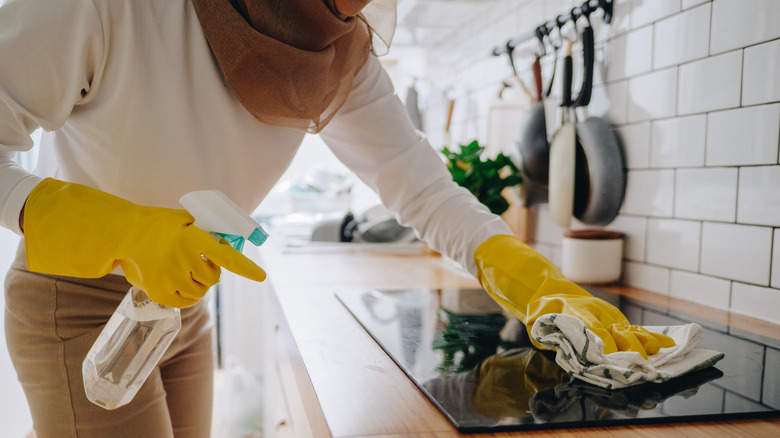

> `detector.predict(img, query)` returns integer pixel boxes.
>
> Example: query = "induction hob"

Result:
[335,287,780,433]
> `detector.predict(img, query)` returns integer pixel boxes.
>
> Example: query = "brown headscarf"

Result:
[190,0,392,133]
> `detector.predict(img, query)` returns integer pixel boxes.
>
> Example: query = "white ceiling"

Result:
[395,0,498,46]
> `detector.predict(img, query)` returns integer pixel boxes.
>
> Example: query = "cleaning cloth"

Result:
[530,313,724,389]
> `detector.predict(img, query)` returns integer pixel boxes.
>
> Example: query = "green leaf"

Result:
[439,140,522,214]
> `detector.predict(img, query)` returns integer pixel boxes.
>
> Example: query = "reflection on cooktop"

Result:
[335,288,780,433]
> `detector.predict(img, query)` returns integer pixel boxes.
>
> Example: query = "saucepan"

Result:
[572,7,625,226]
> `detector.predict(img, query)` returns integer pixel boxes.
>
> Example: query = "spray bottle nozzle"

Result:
[178,190,268,251]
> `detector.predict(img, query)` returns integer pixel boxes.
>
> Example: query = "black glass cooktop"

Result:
[335,287,780,433]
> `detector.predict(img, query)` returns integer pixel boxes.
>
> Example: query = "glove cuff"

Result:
[24,178,138,277]
[474,234,590,324]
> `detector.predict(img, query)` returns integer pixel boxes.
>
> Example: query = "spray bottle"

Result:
[82,190,268,410]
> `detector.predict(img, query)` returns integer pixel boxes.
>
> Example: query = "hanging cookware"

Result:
[517,28,550,185]
[517,58,547,183]
[548,39,576,229]
[543,16,566,99]
[516,28,551,207]
[572,8,626,226]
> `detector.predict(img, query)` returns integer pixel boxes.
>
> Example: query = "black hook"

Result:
[556,14,567,30]
[581,1,593,26]
[569,7,580,41]
[535,25,547,56]
[504,41,518,76]
[599,0,613,24]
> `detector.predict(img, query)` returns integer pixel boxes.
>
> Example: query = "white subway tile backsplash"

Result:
[535,205,564,246]
[774,231,780,289]
[532,242,562,267]
[605,215,647,261]
[700,223,772,285]
[516,0,544,32]
[606,32,629,82]
[611,0,633,34]
[627,68,678,122]
[670,270,731,310]
[592,0,631,43]
[588,81,628,125]
[742,39,780,106]
[621,169,675,217]
[710,0,780,55]
[542,0,572,19]
[681,0,709,10]
[625,27,653,78]
[615,122,650,168]
[675,167,738,221]
[653,3,711,69]
[678,51,742,115]
[705,104,780,166]
[669,270,731,309]
[630,0,681,29]
[737,166,780,226]
[424,0,780,324]
[592,45,607,87]
[607,26,653,81]
[730,282,780,325]
[649,115,706,168]
[623,261,670,294]
[646,218,701,271]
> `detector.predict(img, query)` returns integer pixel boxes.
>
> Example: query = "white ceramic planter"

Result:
[561,229,624,284]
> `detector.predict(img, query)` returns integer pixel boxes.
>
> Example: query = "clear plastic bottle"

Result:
[82,286,181,410]
[82,190,268,410]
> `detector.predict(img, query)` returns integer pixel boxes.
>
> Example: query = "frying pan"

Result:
[572,10,626,226]
[516,52,550,207]
[548,41,576,229]
[518,55,548,184]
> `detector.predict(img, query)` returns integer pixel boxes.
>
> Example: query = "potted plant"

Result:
[440,140,522,216]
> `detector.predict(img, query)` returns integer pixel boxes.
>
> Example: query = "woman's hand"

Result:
[22,178,266,308]
[474,235,675,359]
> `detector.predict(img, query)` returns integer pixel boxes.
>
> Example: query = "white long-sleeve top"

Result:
[0,0,511,275]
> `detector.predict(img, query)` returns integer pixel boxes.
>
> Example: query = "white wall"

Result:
[417,0,780,324]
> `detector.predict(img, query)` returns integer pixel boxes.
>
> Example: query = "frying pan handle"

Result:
[532,57,543,102]
[561,42,573,108]
[574,22,595,108]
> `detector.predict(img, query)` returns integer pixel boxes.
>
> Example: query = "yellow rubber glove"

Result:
[474,235,674,359]
[472,348,569,418]
[23,178,267,308]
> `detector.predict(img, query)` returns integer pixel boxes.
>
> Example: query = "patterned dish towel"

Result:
[530,313,725,389]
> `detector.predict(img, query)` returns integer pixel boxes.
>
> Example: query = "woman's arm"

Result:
[0,0,104,235]
[318,56,513,275]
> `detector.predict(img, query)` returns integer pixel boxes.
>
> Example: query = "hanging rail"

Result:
[491,0,612,62]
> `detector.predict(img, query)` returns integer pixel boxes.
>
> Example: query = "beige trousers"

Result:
[4,242,215,438]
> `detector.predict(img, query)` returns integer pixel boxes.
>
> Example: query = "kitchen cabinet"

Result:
[228,241,780,437]
[262,288,328,438]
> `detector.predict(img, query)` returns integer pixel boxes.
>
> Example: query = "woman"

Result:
[0,0,671,436]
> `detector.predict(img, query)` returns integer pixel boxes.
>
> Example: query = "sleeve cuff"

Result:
[2,174,43,236]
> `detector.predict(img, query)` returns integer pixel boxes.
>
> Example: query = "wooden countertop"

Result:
[246,241,780,438]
